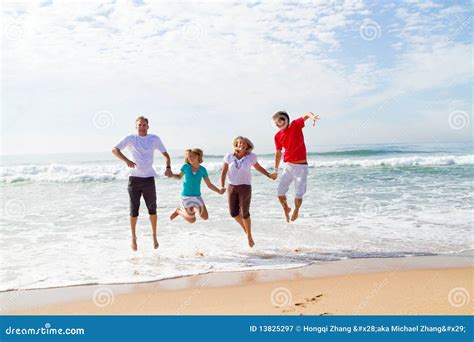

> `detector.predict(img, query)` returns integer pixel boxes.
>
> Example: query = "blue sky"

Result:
[1,0,473,155]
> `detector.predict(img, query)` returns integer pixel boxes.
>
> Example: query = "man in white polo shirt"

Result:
[112,116,172,251]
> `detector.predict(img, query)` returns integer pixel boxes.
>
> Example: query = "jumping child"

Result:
[170,148,225,223]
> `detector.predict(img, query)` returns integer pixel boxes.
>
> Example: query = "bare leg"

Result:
[169,208,179,221]
[233,215,248,234]
[130,216,138,251]
[195,205,208,220]
[291,198,303,221]
[242,217,254,248]
[278,195,292,223]
[149,214,159,249]
[176,208,197,223]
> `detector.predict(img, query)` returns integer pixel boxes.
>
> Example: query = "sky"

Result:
[1,0,473,156]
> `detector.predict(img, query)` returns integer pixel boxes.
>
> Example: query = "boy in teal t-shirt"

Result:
[170,148,225,223]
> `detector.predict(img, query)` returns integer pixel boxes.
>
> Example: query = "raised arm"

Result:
[253,162,275,180]
[162,152,172,177]
[112,147,136,168]
[302,112,320,126]
[221,163,229,188]
[204,177,225,194]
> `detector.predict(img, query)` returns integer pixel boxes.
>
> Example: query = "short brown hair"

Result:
[272,111,290,122]
[184,148,204,164]
[135,116,149,124]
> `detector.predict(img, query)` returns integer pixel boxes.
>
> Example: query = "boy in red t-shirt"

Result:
[270,111,320,222]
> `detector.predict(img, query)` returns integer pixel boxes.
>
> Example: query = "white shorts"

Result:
[181,196,205,209]
[277,163,309,199]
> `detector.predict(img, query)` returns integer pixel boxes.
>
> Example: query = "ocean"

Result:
[1,142,473,291]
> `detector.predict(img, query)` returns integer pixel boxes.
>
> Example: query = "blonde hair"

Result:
[184,148,204,164]
[232,136,254,153]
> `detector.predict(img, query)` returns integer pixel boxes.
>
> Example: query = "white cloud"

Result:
[1,0,472,155]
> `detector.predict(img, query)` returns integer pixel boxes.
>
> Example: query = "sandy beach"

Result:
[3,254,472,316]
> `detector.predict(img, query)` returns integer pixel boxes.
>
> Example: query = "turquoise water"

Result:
[0,142,472,291]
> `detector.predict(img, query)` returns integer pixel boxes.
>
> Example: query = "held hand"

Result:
[219,187,226,195]
[126,159,137,168]
[269,172,278,180]
[164,168,173,178]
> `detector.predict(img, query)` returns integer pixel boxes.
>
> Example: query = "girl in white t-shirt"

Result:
[220,136,276,247]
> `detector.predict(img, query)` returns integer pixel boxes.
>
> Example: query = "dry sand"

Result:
[3,255,473,315]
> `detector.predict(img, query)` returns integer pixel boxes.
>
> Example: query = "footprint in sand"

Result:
[295,294,323,306]
[282,294,324,313]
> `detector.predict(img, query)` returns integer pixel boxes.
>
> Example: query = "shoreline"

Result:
[3,253,473,315]
[3,250,471,293]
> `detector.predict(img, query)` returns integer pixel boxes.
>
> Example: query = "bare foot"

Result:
[248,237,255,248]
[131,238,137,251]
[284,206,292,223]
[153,237,159,249]
[169,208,179,221]
[291,208,299,221]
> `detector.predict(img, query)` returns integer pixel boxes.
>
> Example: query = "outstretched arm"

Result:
[254,162,275,180]
[112,147,136,168]
[171,172,184,180]
[272,150,282,178]
[162,152,172,177]
[204,177,225,194]
[302,112,320,126]
[220,163,228,188]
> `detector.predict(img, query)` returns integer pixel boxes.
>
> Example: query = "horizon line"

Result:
[1,140,472,158]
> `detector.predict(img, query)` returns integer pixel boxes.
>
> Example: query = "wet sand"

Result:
[3,254,473,315]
